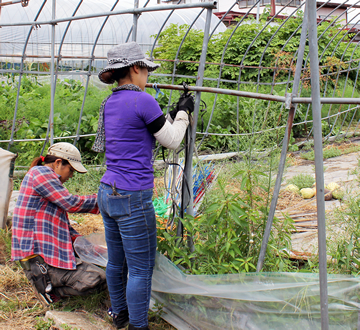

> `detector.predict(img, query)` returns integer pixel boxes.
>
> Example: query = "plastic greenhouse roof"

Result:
[0,0,226,62]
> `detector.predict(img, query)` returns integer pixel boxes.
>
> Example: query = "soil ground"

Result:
[281,148,360,257]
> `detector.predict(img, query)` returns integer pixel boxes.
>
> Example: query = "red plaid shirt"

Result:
[11,166,99,270]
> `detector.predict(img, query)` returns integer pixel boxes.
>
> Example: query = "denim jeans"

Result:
[98,183,157,328]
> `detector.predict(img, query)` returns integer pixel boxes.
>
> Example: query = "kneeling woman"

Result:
[11,142,107,305]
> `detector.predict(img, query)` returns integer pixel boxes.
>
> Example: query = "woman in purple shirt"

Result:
[93,42,194,330]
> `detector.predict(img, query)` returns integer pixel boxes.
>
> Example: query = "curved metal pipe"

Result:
[0,2,218,27]
[197,0,262,150]
[7,0,47,150]
[149,0,181,60]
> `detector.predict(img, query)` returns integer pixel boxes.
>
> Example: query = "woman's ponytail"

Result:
[30,156,44,169]
[29,154,69,170]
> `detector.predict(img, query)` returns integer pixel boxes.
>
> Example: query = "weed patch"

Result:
[287,173,315,190]
[300,143,360,161]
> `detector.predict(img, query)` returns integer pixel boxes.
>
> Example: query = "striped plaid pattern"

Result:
[11,166,99,270]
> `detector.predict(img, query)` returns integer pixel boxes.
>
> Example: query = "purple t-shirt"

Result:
[100,90,163,191]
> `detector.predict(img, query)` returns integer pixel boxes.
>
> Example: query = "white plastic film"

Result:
[75,233,360,329]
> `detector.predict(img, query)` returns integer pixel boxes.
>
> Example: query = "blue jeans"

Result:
[98,183,157,327]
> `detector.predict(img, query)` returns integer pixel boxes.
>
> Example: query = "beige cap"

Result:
[47,142,87,173]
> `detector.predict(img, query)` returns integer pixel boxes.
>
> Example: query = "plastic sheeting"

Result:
[74,235,108,267]
[0,148,17,229]
[75,233,360,330]
[152,255,360,330]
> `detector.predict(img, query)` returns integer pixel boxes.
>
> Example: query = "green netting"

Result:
[153,197,171,218]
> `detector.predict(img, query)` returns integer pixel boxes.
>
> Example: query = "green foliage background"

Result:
[149,13,360,151]
[0,77,110,165]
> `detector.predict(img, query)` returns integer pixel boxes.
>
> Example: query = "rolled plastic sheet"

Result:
[75,233,360,329]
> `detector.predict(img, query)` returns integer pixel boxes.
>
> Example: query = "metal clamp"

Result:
[285,93,292,109]
[36,261,48,275]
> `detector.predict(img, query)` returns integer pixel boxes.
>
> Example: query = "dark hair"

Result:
[30,155,70,169]
[112,67,131,82]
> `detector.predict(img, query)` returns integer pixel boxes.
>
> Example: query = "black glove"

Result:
[168,107,178,121]
[177,93,195,114]
[168,93,195,120]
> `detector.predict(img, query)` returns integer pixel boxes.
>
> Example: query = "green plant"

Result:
[61,324,80,330]
[157,151,294,274]
[327,196,360,274]
[0,77,109,166]
[34,317,54,330]
[149,300,165,324]
[323,146,342,159]
[301,145,345,161]
[300,150,314,160]
[302,140,314,151]
[200,124,238,153]
[288,144,299,152]
[56,290,109,313]
[287,173,315,190]
[325,158,360,274]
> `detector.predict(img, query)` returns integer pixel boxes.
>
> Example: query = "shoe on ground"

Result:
[29,281,59,307]
[108,307,129,329]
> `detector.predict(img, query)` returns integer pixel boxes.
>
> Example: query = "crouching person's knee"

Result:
[47,259,107,298]
[21,256,107,305]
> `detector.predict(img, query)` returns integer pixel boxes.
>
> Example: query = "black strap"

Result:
[199,99,207,133]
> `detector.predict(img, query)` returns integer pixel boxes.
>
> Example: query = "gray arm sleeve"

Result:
[153,111,189,150]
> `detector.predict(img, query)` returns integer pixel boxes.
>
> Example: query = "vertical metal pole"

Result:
[270,0,275,16]
[178,8,213,250]
[307,0,329,328]
[50,0,56,145]
[132,0,139,42]
[256,4,309,272]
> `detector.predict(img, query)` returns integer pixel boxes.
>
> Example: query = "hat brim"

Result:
[68,160,87,174]
[98,59,160,84]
